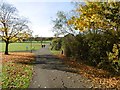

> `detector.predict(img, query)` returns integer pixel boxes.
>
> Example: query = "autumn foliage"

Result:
[52,1,120,74]
[1,52,35,88]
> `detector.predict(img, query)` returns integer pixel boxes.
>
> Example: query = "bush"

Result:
[107,44,120,73]
[51,38,62,50]
[63,34,74,57]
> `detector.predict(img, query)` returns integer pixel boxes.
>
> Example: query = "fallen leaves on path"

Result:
[57,54,120,88]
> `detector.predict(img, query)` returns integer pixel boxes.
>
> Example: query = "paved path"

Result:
[29,45,93,88]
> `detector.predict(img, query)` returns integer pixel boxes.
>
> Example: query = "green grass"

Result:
[0,41,50,52]
[49,46,62,55]
[51,50,61,55]
[2,53,35,88]
[2,62,33,88]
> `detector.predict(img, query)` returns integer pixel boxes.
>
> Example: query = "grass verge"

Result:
[1,52,35,88]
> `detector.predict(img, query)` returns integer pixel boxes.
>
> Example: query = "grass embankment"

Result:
[1,52,35,88]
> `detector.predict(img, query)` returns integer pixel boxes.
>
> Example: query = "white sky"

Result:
[4,0,84,37]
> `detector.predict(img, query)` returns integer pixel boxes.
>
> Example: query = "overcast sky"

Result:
[4,0,84,37]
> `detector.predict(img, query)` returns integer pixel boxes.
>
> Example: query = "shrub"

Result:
[107,44,120,73]
[51,38,62,50]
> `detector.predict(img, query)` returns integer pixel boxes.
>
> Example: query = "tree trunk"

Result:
[5,42,9,55]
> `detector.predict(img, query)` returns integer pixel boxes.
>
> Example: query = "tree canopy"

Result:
[52,1,120,73]
[0,2,31,54]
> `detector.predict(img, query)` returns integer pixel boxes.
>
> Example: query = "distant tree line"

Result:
[23,37,54,42]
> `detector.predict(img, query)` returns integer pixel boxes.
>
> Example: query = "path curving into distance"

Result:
[29,44,94,88]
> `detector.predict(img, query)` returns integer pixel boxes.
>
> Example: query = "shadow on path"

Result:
[33,54,78,74]
[29,44,93,88]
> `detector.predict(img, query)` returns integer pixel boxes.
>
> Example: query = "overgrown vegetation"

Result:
[62,33,120,74]
[50,38,62,51]
[52,1,120,74]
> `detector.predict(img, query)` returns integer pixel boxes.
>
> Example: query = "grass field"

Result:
[0,41,50,52]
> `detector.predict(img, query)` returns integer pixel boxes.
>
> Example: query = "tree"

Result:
[68,1,120,33]
[34,35,39,42]
[0,2,31,55]
[52,11,78,36]
[67,1,120,72]
[68,1,120,56]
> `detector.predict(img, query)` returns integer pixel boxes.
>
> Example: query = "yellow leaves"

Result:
[111,22,117,26]
[67,20,71,25]
[20,32,30,39]
[25,33,30,38]
[11,37,18,42]
[90,14,104,28]
[68,1,119,33]
[104,9,112,14]
[91,14,97,20]
[68,2,104,31]
[108,44,119,60]
[67,16,76,25]
[0,27,5,32]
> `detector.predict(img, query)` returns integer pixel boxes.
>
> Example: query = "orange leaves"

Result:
[2,52,35,88]
[58,55,120,88]
[2,52,35,63]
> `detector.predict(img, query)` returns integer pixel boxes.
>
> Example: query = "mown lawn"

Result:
[1,52,35,88]
[0,41,50,52]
